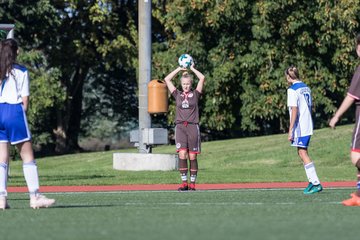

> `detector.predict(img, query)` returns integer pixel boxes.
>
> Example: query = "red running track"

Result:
[7,181,356,193]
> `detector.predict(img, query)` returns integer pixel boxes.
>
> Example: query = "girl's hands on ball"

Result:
[177,66,187,71]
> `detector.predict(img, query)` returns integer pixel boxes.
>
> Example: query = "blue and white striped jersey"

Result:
[287,81,313,138]
[0,64,30,104]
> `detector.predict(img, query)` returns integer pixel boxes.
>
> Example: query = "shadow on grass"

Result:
[5,203,121,210]
[8,174,112,181]
[7,198,28,201]
[51,204,118,209]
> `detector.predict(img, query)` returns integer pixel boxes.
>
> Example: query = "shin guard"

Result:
[190,158,198,183]
[178,158,188,182]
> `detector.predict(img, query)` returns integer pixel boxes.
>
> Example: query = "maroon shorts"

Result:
[351,106,360,152]
[175,123,201,154]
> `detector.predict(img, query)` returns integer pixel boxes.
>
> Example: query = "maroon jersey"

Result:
[171,89,201,124]
[348,66,360,105]
[348,66,360,151]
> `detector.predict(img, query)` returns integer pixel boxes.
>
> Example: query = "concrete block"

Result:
[113,153,178,171]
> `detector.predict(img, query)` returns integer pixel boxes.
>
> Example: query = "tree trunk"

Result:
[54,65,88,154]
[54,109,67,153]
[67,65,88,152]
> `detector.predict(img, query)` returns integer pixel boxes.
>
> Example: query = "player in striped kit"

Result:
[0,39,55,209]
[329,34,360,206]
[286,66,323,194]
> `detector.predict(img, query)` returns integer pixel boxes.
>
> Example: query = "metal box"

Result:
[142,128,168,145]
[130,130,139,143]
[130,128,168,145]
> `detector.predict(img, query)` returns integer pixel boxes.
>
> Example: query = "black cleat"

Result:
[178,183,188,191]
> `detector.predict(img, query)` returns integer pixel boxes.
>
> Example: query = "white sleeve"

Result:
[20,70,30,97]
[287,89,297,107]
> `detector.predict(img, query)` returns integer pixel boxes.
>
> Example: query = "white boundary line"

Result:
[9,189,346,206]
[35,187,354,195]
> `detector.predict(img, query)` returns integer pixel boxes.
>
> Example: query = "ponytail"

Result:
[0,38,18,81]
[285,66,300,80]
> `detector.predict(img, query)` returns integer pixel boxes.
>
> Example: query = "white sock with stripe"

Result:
[0,163,8,197]
[23,161,40,196]
[304,162,320,185]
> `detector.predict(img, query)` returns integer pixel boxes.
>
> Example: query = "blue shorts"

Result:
[0,103,31,145]
[291,135,311,149]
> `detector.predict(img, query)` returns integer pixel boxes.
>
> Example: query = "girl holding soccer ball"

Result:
[164,56,205,191]
[0,39,55,209]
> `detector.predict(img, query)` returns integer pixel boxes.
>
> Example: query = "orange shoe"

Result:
[342,194,360,206]
[350,192,359,198]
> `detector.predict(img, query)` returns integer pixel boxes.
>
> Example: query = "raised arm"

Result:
[164,67,184,93]
[190,63,205,93]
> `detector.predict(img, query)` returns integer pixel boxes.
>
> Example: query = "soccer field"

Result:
[1,188,359,240]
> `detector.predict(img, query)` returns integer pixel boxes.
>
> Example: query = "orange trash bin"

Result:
[148,79,168,114]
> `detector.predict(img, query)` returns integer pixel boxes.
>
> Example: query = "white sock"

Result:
[304,162,320,185]
[0,163,8,197]
[23,161,40,196]
[181,173,187,182]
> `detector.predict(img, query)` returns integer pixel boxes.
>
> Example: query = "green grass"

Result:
[6,124,356,186]
[3,125,360,240]
[1,189,360,240]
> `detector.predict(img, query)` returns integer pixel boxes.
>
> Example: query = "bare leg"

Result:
[0,143,9,190]
[351,151,360,197]
[298,147,321,186]
[350,151,360,166]
[16,141,35,164]
[16,141,39,196]
[0,143,10,209]
[16,141,55,208]
[297,148,311,164]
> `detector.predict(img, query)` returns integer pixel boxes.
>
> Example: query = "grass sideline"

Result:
[1,189,360,240]
[2,125,360,240]
[6,124,357,187]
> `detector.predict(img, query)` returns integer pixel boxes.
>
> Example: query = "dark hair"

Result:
[0,38,18,81]
[285,66,300,80]
[356,33,360,46]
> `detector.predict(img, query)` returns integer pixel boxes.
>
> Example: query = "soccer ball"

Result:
[178,54,193,68]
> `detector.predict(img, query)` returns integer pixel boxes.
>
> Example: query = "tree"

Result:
[47,0,140,153]
[2,0,360,153]
[1,0,139,153]
[0,0,66,152]
[18,50,66,149]
[241,0,360,133]
[153,0,360,136]
[153,0,252,136]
